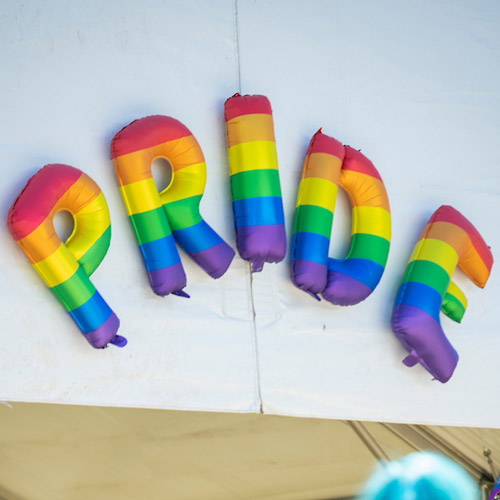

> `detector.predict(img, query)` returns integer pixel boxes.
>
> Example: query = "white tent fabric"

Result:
[244,0,500,427]
[1,0,499,428]
[0,0,259,414]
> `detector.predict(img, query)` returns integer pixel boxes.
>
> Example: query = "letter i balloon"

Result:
[224,94,287,272]
[7,164,126,348]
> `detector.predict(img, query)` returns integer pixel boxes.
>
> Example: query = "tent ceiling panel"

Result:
[1,403,499,500]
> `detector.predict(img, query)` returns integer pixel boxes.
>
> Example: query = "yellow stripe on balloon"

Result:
[119,178,161,216]
[352,206,391,240]
[227,141,278,175]
[32,243,79,287]
[66,192,110,261]
[159,162,206,205]
[446,280,468,310]
[225,114,276,147]
[409,238,458,278]
[296,177,337,213]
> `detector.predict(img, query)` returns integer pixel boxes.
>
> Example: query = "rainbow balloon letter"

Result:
[112,115,235,296]
[8,164,125,348]
[392,205,493,383]
[224,94,286,272]
[291,130,391,305]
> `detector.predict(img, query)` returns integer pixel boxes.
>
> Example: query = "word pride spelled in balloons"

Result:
[7,94,493,385]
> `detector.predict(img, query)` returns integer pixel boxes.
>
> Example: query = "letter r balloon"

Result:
[111,115,235,297]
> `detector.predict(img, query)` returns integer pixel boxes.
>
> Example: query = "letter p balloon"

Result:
[8,164,126,348]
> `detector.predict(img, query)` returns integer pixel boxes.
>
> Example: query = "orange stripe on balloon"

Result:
[432,205,493,272]
[17,222,61,264]
[340,170,390,210]
[420,221,466,255]
[113,135,205,186]
[301,152,342,183]
[225,113,275,147]
[419,207,493,288]
[57,175,101,215]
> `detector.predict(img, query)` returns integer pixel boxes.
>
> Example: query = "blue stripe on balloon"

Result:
[69,291,112,334]
[233,197,285,228]
[327,258,384,290]
[395,281,442,322]
[291,232,329,266]
[173,220,223,254]
[494,475,500,489]
[139,234,181,272]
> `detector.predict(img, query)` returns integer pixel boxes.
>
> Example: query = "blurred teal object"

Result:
[358,452,479,500]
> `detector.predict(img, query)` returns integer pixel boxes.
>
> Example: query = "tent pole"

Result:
[348,421,389,463]
[483,448,498,480]
[381,423,492,482]
[480,482,490,500]
[409,425,494,482]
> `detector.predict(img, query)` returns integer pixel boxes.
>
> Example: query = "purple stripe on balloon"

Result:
[489,487,500,500]
[85,312,125,349]
[236,224,286,272]
[322,272,372,306]
[190,241,235,279]
[392,303,458,383]
[148,263,187,296]
[290,259,327,300]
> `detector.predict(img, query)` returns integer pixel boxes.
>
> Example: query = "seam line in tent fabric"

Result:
[248,266,263,412]
[233,0,242,93]
[233,0,262,412]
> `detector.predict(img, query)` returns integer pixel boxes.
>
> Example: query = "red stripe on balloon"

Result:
[342,146,382,182]
[111,115,192,158]
[8,164,81,241]
[224,94,273,121]
[305,129,344,158]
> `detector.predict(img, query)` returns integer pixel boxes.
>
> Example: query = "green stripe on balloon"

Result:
[400,259,450,297]
[292,205,333,239]
[163,195,203,230]
[230,169,282,200]
[347,233,390,267]
[50,266,96,311]
[441,293,466,323]
[130,208,172,244]
[77,226,111,276]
